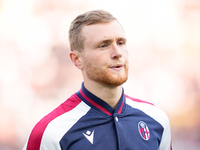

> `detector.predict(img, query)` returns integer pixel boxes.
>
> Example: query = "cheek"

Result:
[83,55,100,69]
[123,50,129,60]
[88,54,107,65]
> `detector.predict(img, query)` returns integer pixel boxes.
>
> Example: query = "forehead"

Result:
[81,20,125,45]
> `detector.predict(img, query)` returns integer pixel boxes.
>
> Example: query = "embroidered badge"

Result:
[138,121,150,140]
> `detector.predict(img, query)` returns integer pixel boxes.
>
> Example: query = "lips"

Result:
[110,64,124,71]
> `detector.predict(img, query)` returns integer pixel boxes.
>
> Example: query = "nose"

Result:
[111,44,122,59]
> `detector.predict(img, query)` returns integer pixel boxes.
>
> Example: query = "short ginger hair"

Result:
[69,10,117,52]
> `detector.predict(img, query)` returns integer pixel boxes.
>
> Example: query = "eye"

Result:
[118,40,125,45]
[99,43,108,48]
[117,38,126,45]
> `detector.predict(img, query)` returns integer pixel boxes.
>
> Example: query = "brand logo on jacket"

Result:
[83,130,94,144]
[138,121,150,140]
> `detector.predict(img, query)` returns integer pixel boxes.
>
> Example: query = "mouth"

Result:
[110,64,124,71]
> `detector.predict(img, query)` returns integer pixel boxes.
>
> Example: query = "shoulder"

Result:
[125,94,170,129]
[24,94,90,150]
[33,93,83,136]
[125,94,172,149]
[125,94,154,105]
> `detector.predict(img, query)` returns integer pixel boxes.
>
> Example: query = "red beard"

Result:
[84,60,128,87]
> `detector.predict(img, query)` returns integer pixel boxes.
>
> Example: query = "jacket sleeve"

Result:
[22,114,60,150]
[158,114,172,150]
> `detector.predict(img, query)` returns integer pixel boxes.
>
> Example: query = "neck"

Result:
[83,81,123,108]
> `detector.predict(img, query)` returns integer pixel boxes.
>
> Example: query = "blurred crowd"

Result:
[0,0,199,149]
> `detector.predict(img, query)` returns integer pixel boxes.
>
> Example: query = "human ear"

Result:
[70,51,83,69]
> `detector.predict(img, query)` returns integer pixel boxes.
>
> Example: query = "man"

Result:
[23,10,172,150]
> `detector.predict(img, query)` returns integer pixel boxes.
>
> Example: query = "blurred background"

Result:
[0,0,200,149]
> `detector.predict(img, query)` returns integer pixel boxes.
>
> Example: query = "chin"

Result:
[98,73,128,87]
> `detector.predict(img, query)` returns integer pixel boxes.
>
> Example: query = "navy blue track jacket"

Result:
[23,83,172,150]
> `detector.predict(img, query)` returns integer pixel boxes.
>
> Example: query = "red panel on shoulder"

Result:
[26,94,81,150]
[125,94,154,106]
